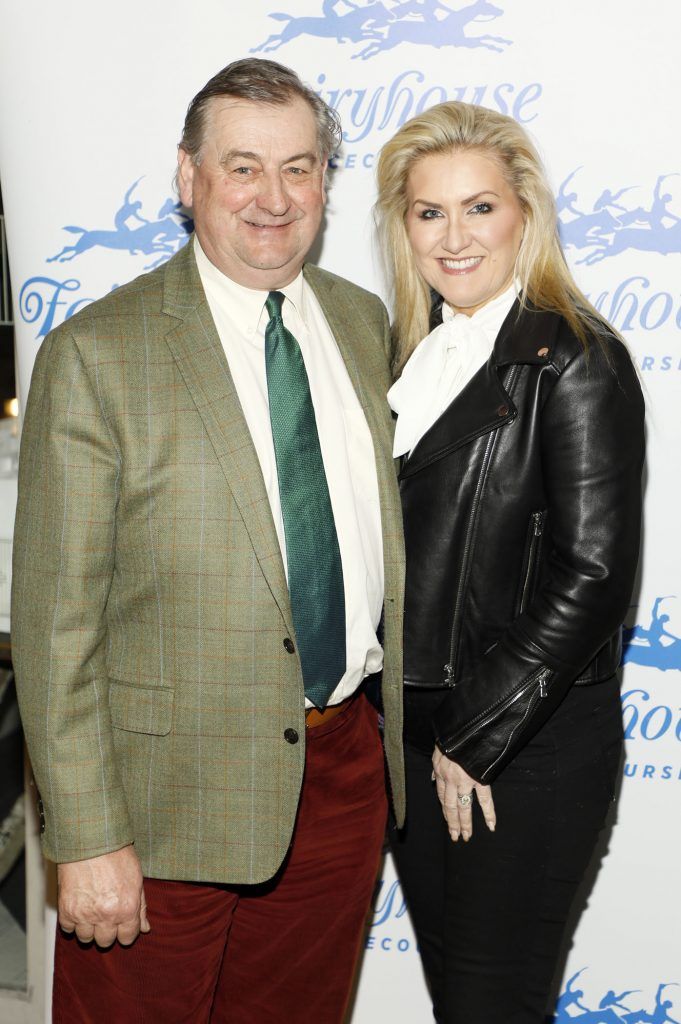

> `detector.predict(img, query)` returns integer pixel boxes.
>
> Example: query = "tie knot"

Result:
[266,290,285,321]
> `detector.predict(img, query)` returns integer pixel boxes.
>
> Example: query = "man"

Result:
[12,58,404,1022]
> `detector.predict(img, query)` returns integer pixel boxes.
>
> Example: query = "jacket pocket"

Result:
[109,680,174,736]
[516,510,546,615]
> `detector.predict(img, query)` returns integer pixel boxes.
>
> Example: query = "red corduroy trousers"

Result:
[53,695,387,1023]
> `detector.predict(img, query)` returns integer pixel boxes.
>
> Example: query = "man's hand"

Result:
[432,747,497,842]
[57,844,150,947]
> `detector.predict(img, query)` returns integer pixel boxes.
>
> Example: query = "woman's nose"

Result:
[442,219,471,253]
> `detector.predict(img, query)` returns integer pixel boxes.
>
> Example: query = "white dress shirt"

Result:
[194,237,384,707]
[388,283,519,458]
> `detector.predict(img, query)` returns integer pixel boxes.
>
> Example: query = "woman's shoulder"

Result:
[532,309,643,419]
[558,313,636,377]
[518,303,636,379]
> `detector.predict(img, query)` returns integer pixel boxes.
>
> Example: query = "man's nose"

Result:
[256,172,290,215]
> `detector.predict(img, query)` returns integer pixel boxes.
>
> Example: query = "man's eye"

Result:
[232,166,254,176]
[285,166,307,176]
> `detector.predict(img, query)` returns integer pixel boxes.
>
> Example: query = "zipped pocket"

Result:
[441,665,553,770]
[480,668,552,781]
[518,510,545,614]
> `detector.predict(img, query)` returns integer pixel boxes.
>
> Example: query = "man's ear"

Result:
[320,158,328,204]
[176,147,195,209]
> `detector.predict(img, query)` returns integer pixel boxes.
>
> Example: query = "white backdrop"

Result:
[0,1,679,1019]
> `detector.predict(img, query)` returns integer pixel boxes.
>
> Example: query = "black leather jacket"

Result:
[400,300,645,784]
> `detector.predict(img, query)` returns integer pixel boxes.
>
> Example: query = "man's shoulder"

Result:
[54,243,196,340]
[67,261,169,331]
[303,263,387,317]
[32,245,199,379]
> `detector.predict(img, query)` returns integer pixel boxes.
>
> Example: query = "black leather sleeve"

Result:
[433,334,645,783]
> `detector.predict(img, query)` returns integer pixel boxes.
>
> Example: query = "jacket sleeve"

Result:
[11,327,134,862]
[433,335,645,783]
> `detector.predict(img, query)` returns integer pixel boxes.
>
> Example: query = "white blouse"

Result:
[388,283,519,458]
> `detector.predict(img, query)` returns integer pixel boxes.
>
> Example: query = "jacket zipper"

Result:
[444,364,521,686]
[442,666,552,763]
[519,510,545,614]
[480,667,551,781]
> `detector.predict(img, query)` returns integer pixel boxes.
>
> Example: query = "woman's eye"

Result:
[418,208,442,220]
[470,202,493,215]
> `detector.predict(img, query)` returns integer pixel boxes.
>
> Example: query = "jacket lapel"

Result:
[162,243,293,632]
[303,264,404,604]
[400,359,516,478]
[400,300,558,479]
[303,264,391,450]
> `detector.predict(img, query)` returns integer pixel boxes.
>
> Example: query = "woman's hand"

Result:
[432,747,497,842]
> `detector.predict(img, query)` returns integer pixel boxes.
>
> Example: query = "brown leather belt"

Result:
[305,692,357,729]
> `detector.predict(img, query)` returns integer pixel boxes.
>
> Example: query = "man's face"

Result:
[177,96,326,289]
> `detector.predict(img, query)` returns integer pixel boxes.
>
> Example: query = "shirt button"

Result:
[284,728,299,744]
[283,638,295,653]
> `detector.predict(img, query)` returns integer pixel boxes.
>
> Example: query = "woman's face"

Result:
[405,149,525,316]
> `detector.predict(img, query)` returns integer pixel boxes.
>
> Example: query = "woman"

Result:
[375,102,645,1023]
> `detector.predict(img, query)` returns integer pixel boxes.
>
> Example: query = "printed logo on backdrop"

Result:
[620,596,681,784]
[558,169,681,370]
[554,969,679,1022]
[19,179,193,339]
[559,171,681,264]
[623,596,680,673]
[365,876,417,953]
[250,1,541,173]
[251,0,512,60]
[19,3,544,339]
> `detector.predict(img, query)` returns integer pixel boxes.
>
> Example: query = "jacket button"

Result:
[497,404,509,417]
[283,638,295,653]
[37,797,45,833]
[537,346,549,357]
[284,728,299,744]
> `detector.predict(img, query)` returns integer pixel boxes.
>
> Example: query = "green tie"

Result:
[264,290,346,709]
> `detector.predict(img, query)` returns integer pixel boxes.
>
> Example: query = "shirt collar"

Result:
[441,280,519,348]
[194,235,308,334]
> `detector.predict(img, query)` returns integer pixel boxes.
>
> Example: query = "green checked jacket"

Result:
[11,240,405,884]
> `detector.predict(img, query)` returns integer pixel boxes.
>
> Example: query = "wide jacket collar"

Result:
[160,241,295,631]
[400,300,562,479]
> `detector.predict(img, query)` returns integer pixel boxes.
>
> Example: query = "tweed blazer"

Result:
[11,240,405,884]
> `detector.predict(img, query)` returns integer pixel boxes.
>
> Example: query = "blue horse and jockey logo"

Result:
[622,597,681,673]
[250,0,511,60]
[558,170,681,265]
[554,970,679,1023]
[47,178,193,271]
[19,180,194,340]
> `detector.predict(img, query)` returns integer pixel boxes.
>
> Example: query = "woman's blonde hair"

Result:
[375,101,612,373]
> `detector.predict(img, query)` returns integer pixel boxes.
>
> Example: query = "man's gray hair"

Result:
[179,58,342,164]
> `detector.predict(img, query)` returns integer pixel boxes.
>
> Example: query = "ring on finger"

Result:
[457,792,473,807]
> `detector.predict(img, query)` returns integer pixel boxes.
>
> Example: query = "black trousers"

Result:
[389,676,623,1024]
